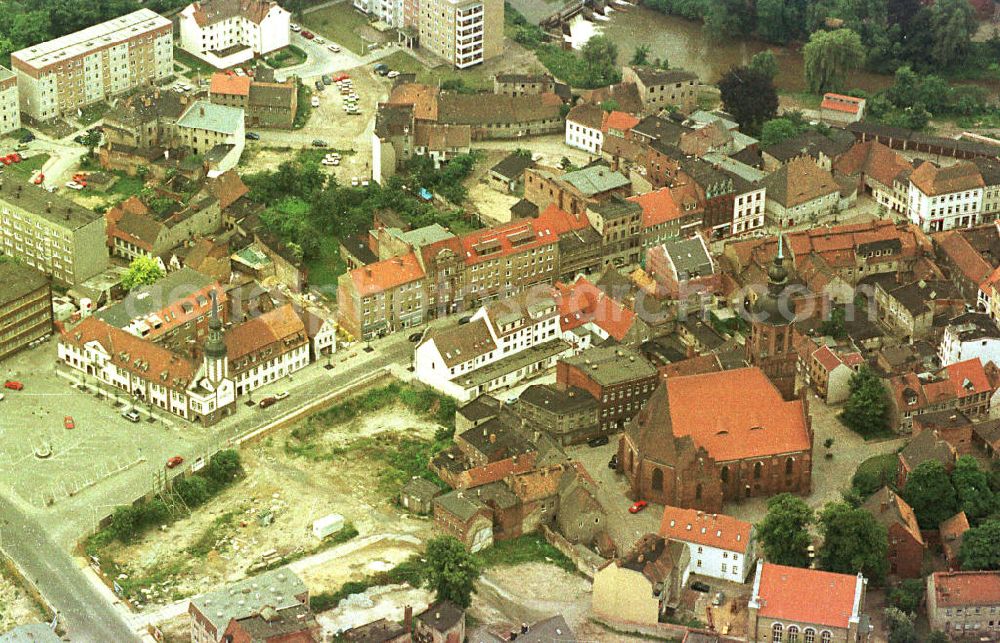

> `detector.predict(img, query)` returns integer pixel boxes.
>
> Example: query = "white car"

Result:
[315,36,325,44]
[290,23,301,32]
[321,158,336,166]
[387,70,400,79]
[311,96,320,108]
[275,391,289,400]
[181,83,192,91]
[65,181,84,190]
[0,393,5,402]
[361,180,370,187]
[351,177,359,187]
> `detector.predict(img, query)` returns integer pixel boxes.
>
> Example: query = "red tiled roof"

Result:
[980,264,1000,294]
[657,354,722,379]
[62,317,195,392]
[812,345,843,372]
[603,110,640,133]
[944,358,993,398]
[939,511,970,565]
[225,303,306,363]
[348,252,425,297]
[910,160,985,197]
[935,230,993,289]
[889,358,993,410]
[554,276,636,342]
[210,73,251,97]
[821,93,864,114]
[628,187,697,228]
[659,506,752,554]
[931,570,1000,607]
[785,219,928,267]
[665,368,811,462]
[459,217,560,266]
[755,563,862,629]
[388,83,439,121]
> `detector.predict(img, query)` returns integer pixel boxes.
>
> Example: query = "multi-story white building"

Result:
[0,180,108,285]
[939,313,1000,367]
[354,0,404,27]
[11,9,172,121]
[659,506,757,582]
[704,153,768,237]
[178,0,290,69]
[0,66,21,135]
[908,160,985,233]
[58,299,236,425]
[414,290,573,401]
[565,103,604,155]
[225,303,309,396]
[416,0,502,69]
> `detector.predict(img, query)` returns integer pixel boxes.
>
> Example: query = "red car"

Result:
[628,500,649,514]
[258,396,278,409]
[0,156,11,166]
[3,380,23,391]
[63,416,75,430]
[332,73,350,82]
[166,456,184,469]
[10,153,21,163]
[301,30,315,39]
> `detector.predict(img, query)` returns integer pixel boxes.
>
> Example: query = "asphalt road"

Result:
[0,495,139,641]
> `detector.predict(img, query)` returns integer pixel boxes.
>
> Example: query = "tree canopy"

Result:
[718,66,779,136]
[423,536,481,608]
[580,36,621,88]
[902,460,959,529]
[817,501,889,584]
[952,456,998,523]
[756,493,814,567]
[961,519,1000,570]
[839,365,890,438]
[121,256,164,292]
[803,28,866,94]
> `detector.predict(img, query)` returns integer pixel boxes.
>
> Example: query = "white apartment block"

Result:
[565,118,602,155]
[908,161,985,233]
[178,0,290,69]
[0,180,108,285]
[417,0,502,69]
[11,9,172,121]
[354,0,405,27]
[939,315,1000,368]
[732,186,766,235]
[659,507,757,582]
[414,291,572,401]
[0,67,21,135]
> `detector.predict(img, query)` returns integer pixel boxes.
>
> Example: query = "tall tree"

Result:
[631,44,651,67]
[961,520,1000,570]
[952,456,998,522]
[717,66,779,136]
[839,365,890,438]
[121,256,164,291]
[884,607,919,643]
[817,502,889,584]
[888,0,923,28]
[930,0,978,67]
[748,50,779,80]
[704,0,755,40]
[423,536,481,608]
[803,28,866,94]
[580,36,621,88]
[756,493,814,567]
[755,0,806,44]
[759,118,803,147]
[902,460,959,529]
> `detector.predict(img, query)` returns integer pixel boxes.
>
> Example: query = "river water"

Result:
[566,4,954,95]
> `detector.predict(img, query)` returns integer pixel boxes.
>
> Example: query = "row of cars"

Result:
[290,23,342,52]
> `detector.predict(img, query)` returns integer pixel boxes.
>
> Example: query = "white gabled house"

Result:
[414,291,573,401]
[178,0,290,69]
[659,506,757,583]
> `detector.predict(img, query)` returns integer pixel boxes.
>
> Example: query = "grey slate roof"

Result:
[0,180,101,230]
[189,567,307,636]
[560,165,629,196]
[0,263,49,305]
[96,267,215,327]
[490,153,534,181]
[662,236,714,278]
[434,489,489,522]
[177,100,244,135]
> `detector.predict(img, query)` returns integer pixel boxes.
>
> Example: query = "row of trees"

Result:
[644,0,985,76]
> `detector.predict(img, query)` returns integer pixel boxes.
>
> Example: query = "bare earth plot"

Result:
[0,569,45,633]
[92,403,442,610]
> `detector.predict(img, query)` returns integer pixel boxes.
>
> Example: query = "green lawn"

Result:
[6,153,49,180]
[78,102,109,126]
[265,45,307,69]
[305,238,347,290]
[107,173,146,199]
[302,5,371,55]
[173,47,216,76]
[378,51,495,91]
[851,452,900,497]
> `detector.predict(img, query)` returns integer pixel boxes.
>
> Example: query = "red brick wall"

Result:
[887,524,925,578]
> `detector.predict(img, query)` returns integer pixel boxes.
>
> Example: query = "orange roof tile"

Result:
[659,506,752,553]
[755,563,863,629]
[209,72,251,97]
[939,511,970,564]
[225,303,306,363]
[812,345,844,372]
[821,93,864,114]
[554,276,636,342]
[665,367,811,461]
[936,230,993,288]
[602,110,640,133]
[864,487,924,546]
[348,252,425,297]
[910,160,985,196]
[459,216,560,266]
[628,188,688,228]
[388,83,439,121]
[931,570,1000,607]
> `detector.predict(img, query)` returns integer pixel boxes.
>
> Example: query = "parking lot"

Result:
[0,341,202,513]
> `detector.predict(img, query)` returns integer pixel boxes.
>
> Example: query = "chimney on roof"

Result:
[200,105,205,117]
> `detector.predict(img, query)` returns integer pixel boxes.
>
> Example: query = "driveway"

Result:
[275,33,402,83]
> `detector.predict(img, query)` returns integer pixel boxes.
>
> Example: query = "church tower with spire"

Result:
[204,290,228,384]
[746,236,798,400]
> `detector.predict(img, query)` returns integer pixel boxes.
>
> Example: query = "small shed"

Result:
[400,477,442,515]
[312,513,344,540]
[489,153,535,193]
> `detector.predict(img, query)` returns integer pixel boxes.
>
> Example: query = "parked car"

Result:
[458,315,472,325]
[329,44,341,53]
[408,331,424,342]
[290,23,301,32]
[351,176,359,187]
[3,380,23,391]
[166,456,184,469]
[245,132,260,140]
[121,408,140,422]
[691,581,711,593]
[19,132,34,143]
[275,391,289,400]
[63,416,75,430]
[587,435,609,447]
[321,75,332,85]
[374,64,389,76]
[301,30,315,39]
[315,36,325,44]
[333,73,350,82]
[628,500,648,514]
[311,139,328,147]
[259,396,278,409]
[0,393,5,402]
[65,181,84,190]
[608,454,619,470]
[314,80,325,91]
[387,70,400,78]
[311,96,320,108]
